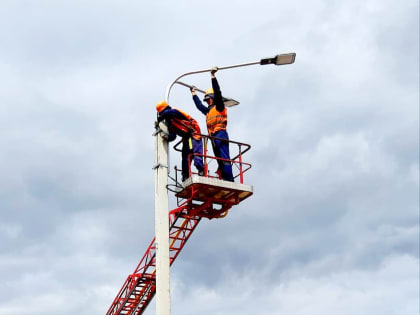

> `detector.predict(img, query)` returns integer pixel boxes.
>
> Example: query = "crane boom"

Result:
[106,205,201,315]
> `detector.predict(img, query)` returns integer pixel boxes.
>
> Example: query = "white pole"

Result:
[154,121,171,315]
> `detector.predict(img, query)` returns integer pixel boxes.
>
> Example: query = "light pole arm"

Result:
[174,81,240,107]
[165,69,212,103]
[164,52,296,102]
[164,61,261,102]
[174,80,208,95]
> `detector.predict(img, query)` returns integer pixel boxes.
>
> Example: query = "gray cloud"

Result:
[0,0,418,314]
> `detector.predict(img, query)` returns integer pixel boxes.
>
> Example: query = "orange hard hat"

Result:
[156,100,169,113]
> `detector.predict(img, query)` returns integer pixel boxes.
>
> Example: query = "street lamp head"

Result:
[223,98,240,107]
[274,53,296,65]
[260,53,296,66]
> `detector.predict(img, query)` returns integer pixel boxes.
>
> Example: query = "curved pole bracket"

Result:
[164,53,296,103]
[175,81,240,107]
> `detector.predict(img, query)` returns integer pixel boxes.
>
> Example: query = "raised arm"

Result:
[211,68,225,112]
[191,86,209,115]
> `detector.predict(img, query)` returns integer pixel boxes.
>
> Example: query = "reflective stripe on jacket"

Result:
[206,106,227,135]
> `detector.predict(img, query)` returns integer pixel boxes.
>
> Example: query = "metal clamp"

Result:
[152,126,169,139]
[152,163,168,170]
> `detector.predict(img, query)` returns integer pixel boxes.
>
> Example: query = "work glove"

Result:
[190,85,197,93]
[211,67,218,75]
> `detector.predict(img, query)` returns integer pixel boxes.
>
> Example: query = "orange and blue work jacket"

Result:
[157,108,201,141]
[192,77,227,136]
[206,106,227,135]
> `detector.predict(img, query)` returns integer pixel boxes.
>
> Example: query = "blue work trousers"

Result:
[182,137,204,179]
[211,130,234,182]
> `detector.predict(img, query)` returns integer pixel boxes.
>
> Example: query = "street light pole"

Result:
[155,52,296,315]
[154,122,170,315]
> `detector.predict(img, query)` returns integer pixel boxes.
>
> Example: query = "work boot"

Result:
[182,175,188,182]
[198,170,204,176]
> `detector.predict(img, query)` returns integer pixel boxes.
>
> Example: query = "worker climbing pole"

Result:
[105,53,296,315]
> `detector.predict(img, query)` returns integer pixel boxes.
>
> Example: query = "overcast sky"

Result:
[0,1,418,315]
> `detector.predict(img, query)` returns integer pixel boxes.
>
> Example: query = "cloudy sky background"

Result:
[0,0,418,314]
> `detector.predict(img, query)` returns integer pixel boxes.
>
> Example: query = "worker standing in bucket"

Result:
[190,67,234,182]
[156,101,205,182]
